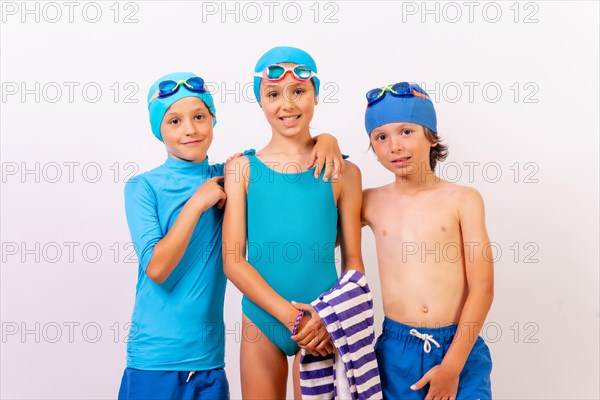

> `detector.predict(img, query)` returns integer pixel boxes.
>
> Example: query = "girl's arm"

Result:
[336,161,365,274]
[222,157,300,329]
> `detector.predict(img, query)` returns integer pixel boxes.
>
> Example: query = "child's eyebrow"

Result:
[190,107,209,113]
[264,84,281,90]
[287,82,310,88]
[165,107,208,116]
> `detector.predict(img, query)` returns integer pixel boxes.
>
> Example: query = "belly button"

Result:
[422,306,429,313]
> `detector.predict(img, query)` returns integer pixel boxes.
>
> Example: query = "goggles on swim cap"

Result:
[366,82,430,106]
[254,64,317,82]
[149,77,207,103]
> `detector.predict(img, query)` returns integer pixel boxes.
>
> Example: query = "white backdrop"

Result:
[1,1,599,399]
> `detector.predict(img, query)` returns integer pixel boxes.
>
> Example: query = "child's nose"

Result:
[183,119,197,135]
[391,136,403,152]
[283,93,297,110]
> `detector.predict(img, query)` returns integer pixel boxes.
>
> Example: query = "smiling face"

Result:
[160,96,214,162]
[370,122,437,178]
[259,63,317,138]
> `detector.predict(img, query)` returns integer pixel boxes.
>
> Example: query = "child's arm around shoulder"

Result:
[335,161,365,274]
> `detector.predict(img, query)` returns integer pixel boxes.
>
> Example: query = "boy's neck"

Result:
[167,152,208,163]
[392,167,440,193]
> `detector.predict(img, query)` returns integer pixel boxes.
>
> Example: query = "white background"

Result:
[1,1,599,399]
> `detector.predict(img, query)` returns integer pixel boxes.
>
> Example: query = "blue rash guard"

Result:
[123,155,226,371]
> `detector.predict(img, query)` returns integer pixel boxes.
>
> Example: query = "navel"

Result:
[422,306,429,313]
[382,229,387,237]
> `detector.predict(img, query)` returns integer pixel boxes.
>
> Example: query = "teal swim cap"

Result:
[253,46,320,106]
[364,83,437,136]
[147,72,216,142]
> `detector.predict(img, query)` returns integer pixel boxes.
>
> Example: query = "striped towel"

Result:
[299,270,382,400]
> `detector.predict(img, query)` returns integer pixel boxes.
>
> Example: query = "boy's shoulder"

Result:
[361,184,394,223]
[128,161,225,185]
[363,183,394,201]
[126,164,166,185]
[123,165,164,199]
[209,161,225,176]
[435,180,484,204]
[362,180,483,206]
[432,181,486,223]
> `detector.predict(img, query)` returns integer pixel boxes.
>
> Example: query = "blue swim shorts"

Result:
[118,367,229,400]
[375,317,492,400]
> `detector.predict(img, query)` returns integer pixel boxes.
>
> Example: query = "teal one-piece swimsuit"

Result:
[242,149,339,356]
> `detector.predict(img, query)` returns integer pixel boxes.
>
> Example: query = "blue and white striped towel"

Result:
[299,270,382,400]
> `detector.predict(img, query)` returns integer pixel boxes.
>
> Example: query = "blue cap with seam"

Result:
[364,83,437,136]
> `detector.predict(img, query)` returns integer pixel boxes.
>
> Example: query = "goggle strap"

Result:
[255,64,317,82]
[149,78,207,104]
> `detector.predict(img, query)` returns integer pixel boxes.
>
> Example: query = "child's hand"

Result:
[191,176,226,211]
[410,364,460,400]
[290,301,333,357]
[225,152,244,164]
[308,134,345,182]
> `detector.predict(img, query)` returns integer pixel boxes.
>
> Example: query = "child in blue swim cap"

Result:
[362,82,494,400]
[223,46,366,399]
[118,70,344,400]
[118,71,230,399]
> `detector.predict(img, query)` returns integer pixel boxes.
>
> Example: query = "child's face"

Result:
[370,122,435,177]
[260,63,317,137]
[160,97,214,162]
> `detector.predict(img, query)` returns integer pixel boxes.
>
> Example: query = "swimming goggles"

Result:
[149,77,207,103]
[366,82,429,106]
[254,64,317,82]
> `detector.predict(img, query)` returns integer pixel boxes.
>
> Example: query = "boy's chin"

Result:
[381,163,420,178]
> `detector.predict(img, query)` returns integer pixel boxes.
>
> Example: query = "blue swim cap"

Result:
[147,72,217,142]
[253,46,320,106]
[364,83,437,136]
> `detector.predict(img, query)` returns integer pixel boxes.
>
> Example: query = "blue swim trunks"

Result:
[118,367,229,400]
[375,318,492,400]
